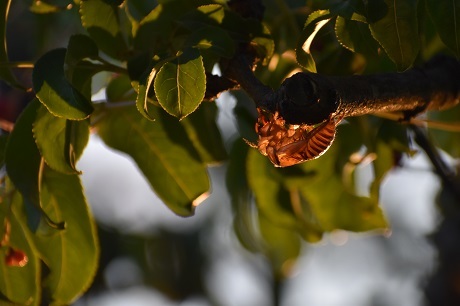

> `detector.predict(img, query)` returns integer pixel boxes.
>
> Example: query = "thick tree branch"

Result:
[223,54,460,125]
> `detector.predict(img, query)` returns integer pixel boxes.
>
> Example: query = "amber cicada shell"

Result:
[254,108,342,167]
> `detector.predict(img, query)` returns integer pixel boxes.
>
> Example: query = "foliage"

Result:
[0,0,458,303]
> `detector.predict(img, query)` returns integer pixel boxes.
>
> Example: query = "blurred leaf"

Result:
[258,214,301,279]
[0,135,7,168]
[0,0,21,88]
[154,48,206,119]
[180,102,227,164]
[335,17,380,57]
[428,104,460,157]
[0,192,40,306]
[368,0,419,71]
[296,10,334,72]
[80,0,128,60]
[247,148,324,242]
[33,105,90,174]
[29,0,61,14]
[426,0,460,58]
[370,139,394,200]
[96,105,209,216]
[34,167,98,305]
[227,139,260,252]
[32,49,93,120]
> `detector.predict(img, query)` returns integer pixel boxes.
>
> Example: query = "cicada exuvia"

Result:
[253,108,342,167]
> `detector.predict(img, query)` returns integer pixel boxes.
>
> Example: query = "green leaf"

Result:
[106,74,136,103]
[0,0,21,88]
[180,102,227,164]
[65,34,99,69]
[136,60,163,121]
[32,49,94,120]
[34,167,99,305]
[368,0,419,71]
[5,100,64,233]
[154,48,206,119]
[5,100,44,231]
[0,192,41,306]
[96,105,210,216]
[33,105,90,174]
[296,10,334,72]
[258,214,301,278]
[79,0,128,60]
[335,16,380,57]
[185,25,235,58]
[426,0,460,57]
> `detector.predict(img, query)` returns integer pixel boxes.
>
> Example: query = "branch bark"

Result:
[223,54,460,125]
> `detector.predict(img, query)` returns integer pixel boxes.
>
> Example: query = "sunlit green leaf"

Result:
[296,10,334,72]
[335,17,379,57]
[32,49,93,120]
[33,105,90,174]
[180,102,227,164]
[80,0,128,60]
[34,167,98,305]
[136,60,162,121]
[426,0,460,58]
[154,48,206,119]
[368,0,419,71]
[0,0,21,88]
[0,191,41,306]
[96,105,210,216]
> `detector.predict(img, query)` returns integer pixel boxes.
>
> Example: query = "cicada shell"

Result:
[254,108,342,167]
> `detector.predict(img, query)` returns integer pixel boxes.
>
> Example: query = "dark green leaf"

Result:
[426,0,460,57]
[80,0,128,60]
[5,100,43,231]
[34,167,99,305]
[136,60,163,121]
[33,104,90,174]
[335,17,380,57]
[65,34,99,69]
[96,105,210,216]
[106,74,136,103]
[180,102,227,164]
[296,10,334,72]
[32,49,94,120]
[328,0,366,19]
[154,48,206,119]
[0,0,21,87]
[368,0,419,71]
[0,191,40,306]
[185,25,235,58]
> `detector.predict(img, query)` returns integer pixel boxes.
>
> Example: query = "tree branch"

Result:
[223,54,460,125]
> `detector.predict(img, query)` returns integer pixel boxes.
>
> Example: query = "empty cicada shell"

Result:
[254,108,342,167]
